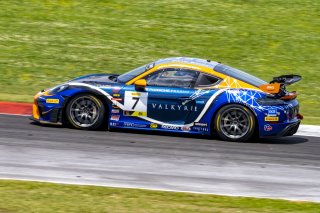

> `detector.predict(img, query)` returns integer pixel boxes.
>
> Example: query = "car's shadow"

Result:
[30,121,308,145]
[254,137,308,145]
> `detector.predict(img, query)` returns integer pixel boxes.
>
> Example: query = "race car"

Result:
[32,57,302,141]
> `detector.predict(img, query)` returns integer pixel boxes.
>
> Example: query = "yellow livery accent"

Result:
[131,92,141,96]
[126,62,227,85]
[216,114,221,131]
[265,116,279,122]
[33,92,42,120]
[126,62,260,90]
[131,111,147,116]
[46,99,60,104]
[150,123,158,128]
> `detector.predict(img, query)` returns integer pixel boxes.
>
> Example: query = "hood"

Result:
[68,74,120,85]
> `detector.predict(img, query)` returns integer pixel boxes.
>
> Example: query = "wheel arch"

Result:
[210,102,260,138]
[61,89,111,127]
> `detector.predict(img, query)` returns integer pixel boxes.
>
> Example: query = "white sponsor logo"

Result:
[192,126,209,132]
[111,109,120,114]
[124,122,147,128]
[110,115,120,121]
[194,122,208,127]
[161,125,180,130]
[152,103,197,112]
[110,122,119,126]
[181,126,191,131]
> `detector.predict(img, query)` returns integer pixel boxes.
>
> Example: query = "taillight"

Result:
[280,91,297,100]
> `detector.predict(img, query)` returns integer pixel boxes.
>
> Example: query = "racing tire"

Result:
[214,104,256,142]
[66,94,105,130]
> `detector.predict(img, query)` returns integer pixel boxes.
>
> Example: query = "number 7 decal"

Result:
[124,91,148,116]
[132,97,140,110]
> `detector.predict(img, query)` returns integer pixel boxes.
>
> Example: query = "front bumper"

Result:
[32,92,65,124]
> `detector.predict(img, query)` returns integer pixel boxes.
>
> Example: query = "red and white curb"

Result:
[0,101,319,137]
[0,101,32,116]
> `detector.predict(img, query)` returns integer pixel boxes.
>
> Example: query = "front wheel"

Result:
[214,104,256,142]
[66,94,105,130]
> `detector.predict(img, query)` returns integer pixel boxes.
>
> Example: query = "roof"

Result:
[155,57,219,69]
[155,57,266,87]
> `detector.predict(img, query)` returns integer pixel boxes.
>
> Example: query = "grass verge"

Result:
[0,0,319,124]
[0,180,320,213]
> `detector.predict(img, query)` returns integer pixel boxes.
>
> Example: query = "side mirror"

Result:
[134,79,147,91]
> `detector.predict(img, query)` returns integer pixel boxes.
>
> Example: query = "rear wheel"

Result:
[66,94,105,130]
[214,104,255,142]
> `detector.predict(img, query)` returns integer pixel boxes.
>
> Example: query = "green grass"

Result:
[0,180,320,213]
[0,0,319,124]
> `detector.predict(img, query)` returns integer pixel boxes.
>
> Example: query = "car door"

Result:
[119,68,201,126]
[145,68,203,125]
[118,68,222,129]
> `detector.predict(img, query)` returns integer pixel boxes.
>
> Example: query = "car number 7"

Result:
[132,97,140,110]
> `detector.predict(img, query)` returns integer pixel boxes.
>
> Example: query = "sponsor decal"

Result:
[112,104,119,109]
[110,122,119,127]
[161,125,180,130]
[113,94,121,97]
[111,98,122,101]
[145,62,155,70]
[111,109,120,114]
[151,103,197,112]
[131,92,141,96]
[124,111,147,116]
[150,123,158,129]
[124,91,148,117]
[124,122,147,128]
[182,90,210,105]
[46,99,59,104]
[266,85,275,90]
[110,115,120,121]
[267,109,277,117]
[265,116,279,122]
[90,83,111,88]
[264,124,273,131]
[147,88,190,94]
[192,126,209,132]
[181,126,191,131]
[112,87,121,93]
[196,100,205,104]
[194,122,208,127]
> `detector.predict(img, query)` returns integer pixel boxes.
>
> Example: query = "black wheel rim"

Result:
[219,107,250,139]
[69,96,99,127]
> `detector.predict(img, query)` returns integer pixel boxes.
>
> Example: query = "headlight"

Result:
[47,84,69,95]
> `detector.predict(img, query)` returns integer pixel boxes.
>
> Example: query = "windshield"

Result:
[214,63,266,87]
[117,64,147,83]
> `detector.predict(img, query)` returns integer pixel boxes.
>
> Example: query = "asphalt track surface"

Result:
[1,114,320,202]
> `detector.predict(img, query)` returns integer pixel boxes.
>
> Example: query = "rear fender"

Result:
[203,89,262,135]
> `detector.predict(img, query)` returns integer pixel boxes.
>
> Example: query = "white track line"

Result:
[296,125,320,137]
[0,177,315,202]
[0,113,30,117]
[1,113,319,137]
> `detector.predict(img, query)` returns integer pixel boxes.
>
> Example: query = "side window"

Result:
[195,73,221,87]
[145,68,199,88]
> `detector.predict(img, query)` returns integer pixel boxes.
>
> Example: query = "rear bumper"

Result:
[277,120,300,137]
[260,120,301,138]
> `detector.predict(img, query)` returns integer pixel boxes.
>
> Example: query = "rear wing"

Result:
[259,75,301,100]
[270,75,301,85]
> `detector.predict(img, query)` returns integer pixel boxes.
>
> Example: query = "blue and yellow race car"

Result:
[32,57,302,141]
